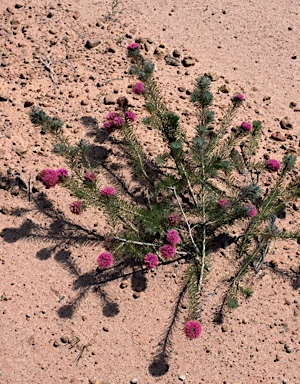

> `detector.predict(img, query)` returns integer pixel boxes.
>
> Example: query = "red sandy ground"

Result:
[0,1,299,383]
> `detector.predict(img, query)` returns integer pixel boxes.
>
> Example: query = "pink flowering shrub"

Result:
[184,320,202,339]
[267,159,280,172]
[29,47,300,368]
[97,252,114,269]
[144,253,159,269]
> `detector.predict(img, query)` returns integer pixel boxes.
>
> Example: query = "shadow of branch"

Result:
[148,284,187,377]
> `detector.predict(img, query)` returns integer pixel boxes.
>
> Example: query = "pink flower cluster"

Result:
[244,203,257,218]
[241,121,252,132]
[184,320,202,339]
[160,229,181,259]
[100,186,115,197]
[267,159,280,172]
[232,93,245,103]
[70,201,83,215]
[218,199,231,209]
[168,213,180,226]
[159,244,176,259]
[103,112,124,134]
[37,167,68,189]
[144,253,158,269]
[127,43,141,51]
[97,252,114,269]
[132,82,145,95]
[124,110,136,122]
[56,168,68,178]
[84,171,96,183]
[166,230,180,245]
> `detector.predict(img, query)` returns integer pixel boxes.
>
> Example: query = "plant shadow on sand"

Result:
[1,180,299,377]
[0,188,169,376]
[0,191,148,317]
[0,190,173,376]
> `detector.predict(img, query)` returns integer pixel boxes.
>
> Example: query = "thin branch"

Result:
[180,163,198,205]
[113,236,188,256]
[37,54,55,83]
[169,187,200,255]
[114,236,156,247]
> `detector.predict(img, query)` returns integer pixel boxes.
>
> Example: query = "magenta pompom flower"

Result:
[70,201,83,215]
[127,42,141,51]
[132,82,145,95]
[97,252,114,269]
[106,112,119,120]
[144,253,159,269]
[84,171,96,183]
[103,120,113,132]
[168,213,180,226]
[56,168,68,179]
[166,230,180,246]
[160,244,176,259]
[38,168,59,188]
[241,121,252,132]
[100,186,115,197]
[124,110,136,122]
[232,93,245,103]
[113,116,124,127]
[244,203,257,218]
[103,112,124,133]
[184,320,202,339]
[218,199,231,209]
[267,159,280,172]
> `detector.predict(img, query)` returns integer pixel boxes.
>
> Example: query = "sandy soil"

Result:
[0,1,299,383]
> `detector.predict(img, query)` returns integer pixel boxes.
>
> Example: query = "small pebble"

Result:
[274,354,280,362]
[60,336,69,344]
[178,374,185,381]
[130,379,138,384]
[120,281,128,289]
[284,344,292,353]
[280,116,293,130]
[24,100,34,108]
[85,39,101,49]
